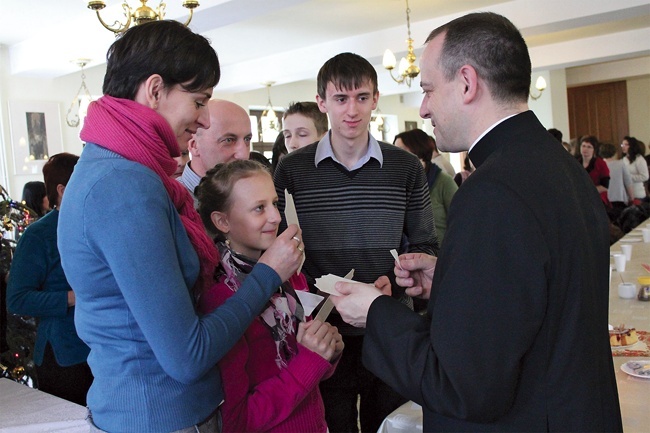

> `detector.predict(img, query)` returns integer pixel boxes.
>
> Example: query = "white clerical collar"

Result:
[468,113,518,153]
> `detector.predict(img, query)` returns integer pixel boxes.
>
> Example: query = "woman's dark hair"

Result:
[196,160,271,237]
[463,154,473,172]
[598,142,617,159]
[547,128,563,143]
[317,52,378,100]
[21,181,47,217]
[426,12,531,104]
[393,129,434,171]
[42,153,80,209]
[271,132,288,174]
[249,151,271,169]
[103,20,220,100]
[623,136,642,163]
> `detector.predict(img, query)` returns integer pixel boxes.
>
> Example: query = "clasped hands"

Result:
[297,319,343,363]
[329,253,437,328]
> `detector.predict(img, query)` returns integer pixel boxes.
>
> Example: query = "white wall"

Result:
[1,55,648,197]
[0,56,105,198]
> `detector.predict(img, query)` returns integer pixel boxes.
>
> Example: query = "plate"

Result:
[620,360,650,379]
[611,340,640,350]
[620,238,642,243]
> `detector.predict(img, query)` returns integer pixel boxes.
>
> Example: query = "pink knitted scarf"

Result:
[80,95,218,295]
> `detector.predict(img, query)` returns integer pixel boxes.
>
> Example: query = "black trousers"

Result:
[36,343,93,406]
[319,334,407,433]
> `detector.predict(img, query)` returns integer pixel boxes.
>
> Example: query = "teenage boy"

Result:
[274,52,438,433]
[282,101,329,153]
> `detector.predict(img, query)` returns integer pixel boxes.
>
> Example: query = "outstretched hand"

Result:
[329,282,383,328]
[394,253,437,300]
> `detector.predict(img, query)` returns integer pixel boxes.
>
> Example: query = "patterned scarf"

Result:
[217,241,304,369]
[80,95,218,296]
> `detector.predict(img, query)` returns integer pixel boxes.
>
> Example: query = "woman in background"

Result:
[7,153,92,405]
[394,129,457,244]
[621,135,648,201]
[21,181,49,218]
[454,152,474,187]
[577,135,610,205]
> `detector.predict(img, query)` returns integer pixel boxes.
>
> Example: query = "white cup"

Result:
[613,253,626,272]
[621,244,633,261]
[618,282,636,299]
[642,228,650,243]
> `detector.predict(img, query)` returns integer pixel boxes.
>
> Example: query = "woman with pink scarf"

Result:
[57,21,304,433]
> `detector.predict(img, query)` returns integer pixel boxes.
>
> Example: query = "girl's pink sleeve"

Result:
[219,336,331,431]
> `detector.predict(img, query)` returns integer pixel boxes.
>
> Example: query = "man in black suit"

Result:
[331,12,622,432]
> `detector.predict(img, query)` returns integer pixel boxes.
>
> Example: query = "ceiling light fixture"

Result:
[382,0,420,87]
[260,81,280,132]
[66,59,94,128]
[87,0,200,35]
[529,76,547,100]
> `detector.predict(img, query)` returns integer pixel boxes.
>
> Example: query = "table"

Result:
[0,378,87,432]
[379,226,650,433]
[608,226,650,433]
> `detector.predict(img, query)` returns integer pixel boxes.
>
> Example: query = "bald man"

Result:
[177,99,252,197]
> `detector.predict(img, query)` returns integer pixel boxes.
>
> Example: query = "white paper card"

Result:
[315,274,359,296]
[295,291,324,317]
[284,189,300,227]
[284,189,305,273]
[390,249,403,270]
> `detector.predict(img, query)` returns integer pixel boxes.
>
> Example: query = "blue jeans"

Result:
[86,408,222,433]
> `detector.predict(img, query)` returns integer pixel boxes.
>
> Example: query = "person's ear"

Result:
[316,94,328,114]
[210,211,230,234]
[134,74,165,110]
[371,91,379,110]
[188,135,199,157]
[458,65,479,104]
[56,184,66,206]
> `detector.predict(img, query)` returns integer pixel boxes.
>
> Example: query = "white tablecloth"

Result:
[0,378,87,432]
[377,401,422,433]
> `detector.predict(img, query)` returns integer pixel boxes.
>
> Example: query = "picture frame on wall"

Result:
[8,101,63,176]
[404,121,418,131]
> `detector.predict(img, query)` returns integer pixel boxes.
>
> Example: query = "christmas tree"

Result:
[0,184,38,386]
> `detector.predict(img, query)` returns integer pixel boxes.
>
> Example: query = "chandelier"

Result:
[382,0,420,87]
[66,59,94,128]
[261,82,280,132]
[87,1,200,35]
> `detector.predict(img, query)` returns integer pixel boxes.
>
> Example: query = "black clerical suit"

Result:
[363,111,622,432]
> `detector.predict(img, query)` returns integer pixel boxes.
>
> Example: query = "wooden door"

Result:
[568,81,628,145]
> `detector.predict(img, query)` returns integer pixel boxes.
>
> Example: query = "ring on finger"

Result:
[297,245,304,253]
[292,236,301,244]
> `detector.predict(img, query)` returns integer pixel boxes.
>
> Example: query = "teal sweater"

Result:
[58,143,280,432]
[7,209,90,366]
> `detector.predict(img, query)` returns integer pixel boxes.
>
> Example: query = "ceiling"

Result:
[2,0,649,96]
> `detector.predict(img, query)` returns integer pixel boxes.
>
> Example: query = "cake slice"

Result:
[609,326,638,347]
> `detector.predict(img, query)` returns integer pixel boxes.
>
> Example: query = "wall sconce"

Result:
[530,76,547,100]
